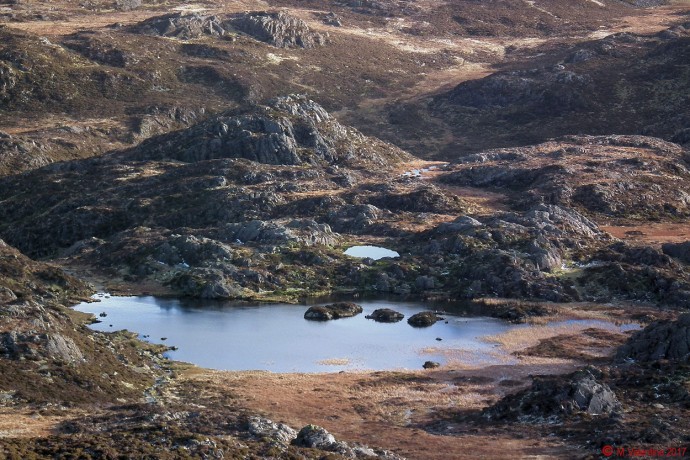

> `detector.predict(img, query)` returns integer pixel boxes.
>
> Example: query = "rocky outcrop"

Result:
[442,68,591,112]
[0,61,17,98]
[0,96,407,257]
[0,304,86,363]
[248,416,297,445]
[369,185,466,214]
[133,10,327,49]
[662,241,690,264]
[219,219,337,246]
[154,235,234,266]
[293,424,336,448]
[292,424,404,459]
[366,308,404,323]
[319,12,343,27]
[168,268,246,299]
[115,0,141,11]
[427,27,690,156]
[129,106,205,141]
[304,302,363,321]
[126,95,409,167]
[131,13,229,39]
[616,314,690,364]
[407,311,442,327]
[484,367,621,422]
[45,333,85,363]
[428,203,606,301]
[440,135,690,219]
[229,12,326,48]
[473,298,553,324]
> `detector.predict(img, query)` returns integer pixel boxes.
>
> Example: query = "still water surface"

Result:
[343,245,400,260]
[74,296,637,373]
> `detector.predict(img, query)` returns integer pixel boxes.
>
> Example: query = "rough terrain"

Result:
[0,0,689,458]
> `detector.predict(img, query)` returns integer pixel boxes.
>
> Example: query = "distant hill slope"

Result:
[424,22,690,158]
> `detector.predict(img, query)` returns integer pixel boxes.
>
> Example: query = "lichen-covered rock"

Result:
[154,235,234,266]
[45,333,84,363]
[437,215,483,234]
[365,308,404,323]
[616,314,690,363]
[131,13,228,39]
[292,424,337,448]
[291,424,405,459]
[304,302,363,321]
[248,416,297,444]
[484,367,621,422]
[0,287,17,304]
[168,268,245,299]
[229,11,326,48]
[219,219,337,246]
[125,95,408,167]
[423,361,440,369]
[0,61,18,98]
[407,311,442,327]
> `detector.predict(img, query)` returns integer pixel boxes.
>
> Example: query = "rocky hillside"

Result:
[0,96,422,300]
[423,21,690,158]
[0,0,664,175]
[1,0,690,458]
[0,238,166,405]
[439,135,690,220]
[124,94,407,167]
[0,236,405,458]
[1,103,687,306]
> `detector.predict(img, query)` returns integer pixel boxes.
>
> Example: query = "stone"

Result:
[365,308,404,323]
[662,241,690,264]
[322,12,343,27]
[46,333,84,363]
[132,13,228,40]
[407,311,443,327]
[115,0,141,11]
[230,11,326,49]
[437,215,483,234]
[415,276,435,291]
[248,416,297,444]
[484,367,621,421]
[616,313,690,363]
[0,287,17,304]
[304,302,363,321]
[292,424,336,448]
[423,361,440,369]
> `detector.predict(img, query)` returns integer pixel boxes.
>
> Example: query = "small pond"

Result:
[74,296,638,373]
[344,245,399,260]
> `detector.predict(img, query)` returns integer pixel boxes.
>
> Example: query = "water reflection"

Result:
[343,245,400,260]
[79,296,512,372]
[77,296,638,373]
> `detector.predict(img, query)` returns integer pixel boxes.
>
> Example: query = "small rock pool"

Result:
[74,296,637,373]
[343,245,399,260]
